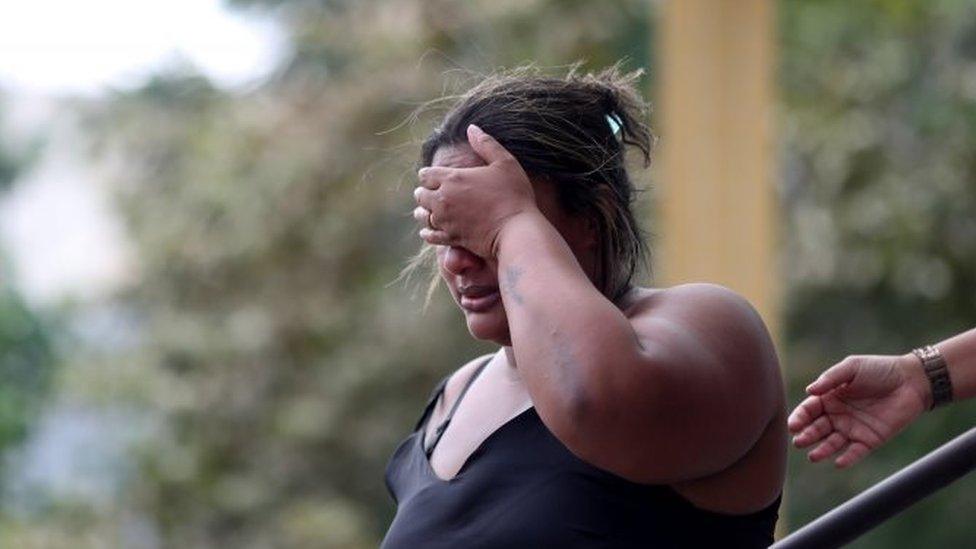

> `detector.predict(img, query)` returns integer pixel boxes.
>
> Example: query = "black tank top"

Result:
[382,357,780,548]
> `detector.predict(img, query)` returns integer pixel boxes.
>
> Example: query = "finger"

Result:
[787,396,825,433]
[467,124,515,165]
[417,167,451,189]
[413,186,437,210]
[419,227,453,246]
[413,206,430,224]
[793,415,833,449]
[807,357,859,395]
[808,432,847,463]
[835,441,872,469]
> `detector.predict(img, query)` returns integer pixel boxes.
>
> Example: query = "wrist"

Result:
[911,345,954,410]
[491,208,548,258]
[900,352,933,412]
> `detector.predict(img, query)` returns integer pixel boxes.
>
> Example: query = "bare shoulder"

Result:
[625,283,758,319]
[627,283,780,381]
[424,352,496,433]
[441,352,496,403]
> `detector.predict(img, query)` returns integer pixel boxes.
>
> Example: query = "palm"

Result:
[818,376,923,450]
[790,356,928,466]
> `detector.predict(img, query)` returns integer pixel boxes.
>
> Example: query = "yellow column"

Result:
[656,0,778,339]
[656,0,782,535]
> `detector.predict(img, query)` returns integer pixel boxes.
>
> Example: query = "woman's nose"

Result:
[440,246,485,275]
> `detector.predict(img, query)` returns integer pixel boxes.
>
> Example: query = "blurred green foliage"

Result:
[1,0,975,547]
[0,269,54,456]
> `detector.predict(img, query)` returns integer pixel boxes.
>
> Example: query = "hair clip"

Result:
[605,113,623,138]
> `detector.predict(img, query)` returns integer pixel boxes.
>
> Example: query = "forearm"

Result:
[495,211,643,421]
[939,328,976,402]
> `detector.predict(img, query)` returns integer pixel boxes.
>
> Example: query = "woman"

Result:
[383,68,786,548]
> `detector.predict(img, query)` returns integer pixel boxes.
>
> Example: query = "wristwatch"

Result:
[912,345,954,410]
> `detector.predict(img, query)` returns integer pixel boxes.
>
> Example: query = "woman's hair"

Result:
[403,64,654,305]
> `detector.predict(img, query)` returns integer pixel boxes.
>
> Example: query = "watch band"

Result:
[912,345,954,410]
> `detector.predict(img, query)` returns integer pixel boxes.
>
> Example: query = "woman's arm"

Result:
[941,328,976,402]
[494,212,782,483]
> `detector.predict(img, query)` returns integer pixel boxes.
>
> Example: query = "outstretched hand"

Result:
[413,125,539,258]
[788,354,930,468]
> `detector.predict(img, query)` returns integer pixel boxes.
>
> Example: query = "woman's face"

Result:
[430,143,596,346]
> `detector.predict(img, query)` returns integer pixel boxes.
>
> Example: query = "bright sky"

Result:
[0,0,284,95]
[0,1,285,304]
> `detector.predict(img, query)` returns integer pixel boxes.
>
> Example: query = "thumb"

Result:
[806,356,859,395]
[467,124,515,165]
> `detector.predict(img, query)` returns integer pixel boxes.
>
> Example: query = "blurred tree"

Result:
[80,1,653,547]
[0,269,54,455]
[781,0,976,546]
[0,103,56,465]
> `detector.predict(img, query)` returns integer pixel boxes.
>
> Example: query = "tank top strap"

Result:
[422,354,492,457]
[413,375,451,432]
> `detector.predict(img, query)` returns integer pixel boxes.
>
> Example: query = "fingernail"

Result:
[468,124,487,140]
[418,167,428,178]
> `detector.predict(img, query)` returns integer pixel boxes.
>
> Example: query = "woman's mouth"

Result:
[459,286,501,312]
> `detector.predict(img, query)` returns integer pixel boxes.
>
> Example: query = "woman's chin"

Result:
[464,310,510,344]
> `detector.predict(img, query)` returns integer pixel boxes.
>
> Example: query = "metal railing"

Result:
[772,426,976,549]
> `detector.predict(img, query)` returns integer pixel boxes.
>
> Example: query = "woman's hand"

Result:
[788,354,931,468]
[413,125,539,258]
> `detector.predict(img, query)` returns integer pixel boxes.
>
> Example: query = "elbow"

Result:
[537,374,604,455]
[552,372,595,436]
[552,356,668,460]
[553,387,678,483]
[545,391,602,466]
[564,388,594,433]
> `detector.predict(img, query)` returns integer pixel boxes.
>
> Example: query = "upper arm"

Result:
[562,284,782,483]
